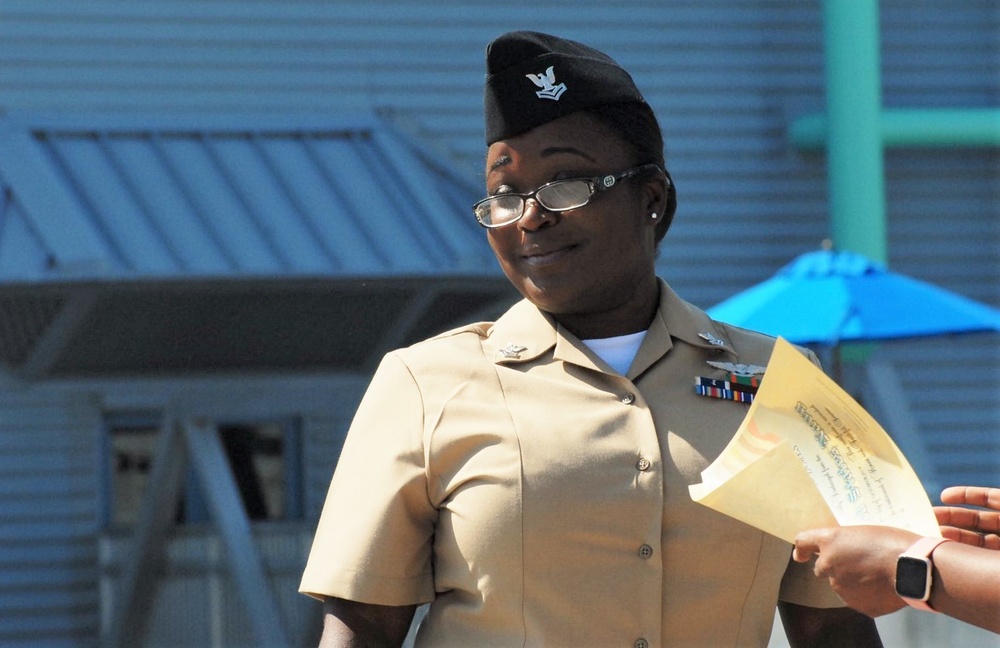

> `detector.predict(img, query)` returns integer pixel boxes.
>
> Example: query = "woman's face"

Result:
[484,112,662,331]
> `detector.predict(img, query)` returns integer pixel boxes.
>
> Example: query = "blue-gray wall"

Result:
[0,391,102,643]
[2,2,994,297]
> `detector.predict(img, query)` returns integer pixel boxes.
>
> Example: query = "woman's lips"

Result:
[521,244,576,267]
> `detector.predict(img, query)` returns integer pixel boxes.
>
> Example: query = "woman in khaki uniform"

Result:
[301,31,883,647]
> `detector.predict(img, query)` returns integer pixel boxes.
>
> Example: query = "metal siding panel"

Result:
[879,0,1000,496]
[155,136,285,273]
[3,120,489,281]
[878,336,1000,489]
[368,129,483,268]
[0,201,52,280]
[255,137,348,270]
[348,136,446,273]
[0,392,101,645]
[288,136,390,273]
[301,379,367,520]
[101,526,321,648]
[206,136,330,272]
[881,1,999,106]
[44,136,177,273]
[0,125,116,276]
[106,137,229,274]
[310,135,436,274]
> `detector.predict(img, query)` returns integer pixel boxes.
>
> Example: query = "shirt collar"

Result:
[487,298,558,365]
[487,278,738,371]
[488,298,605,372]
[655,278,736,354]
[626,279,737,377]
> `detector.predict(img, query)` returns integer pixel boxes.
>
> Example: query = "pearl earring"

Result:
[650,212,658,220]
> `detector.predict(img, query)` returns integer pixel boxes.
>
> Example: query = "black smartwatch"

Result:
[895,537,951,612]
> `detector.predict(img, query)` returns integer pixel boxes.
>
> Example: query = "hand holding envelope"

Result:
[689,338,940,543]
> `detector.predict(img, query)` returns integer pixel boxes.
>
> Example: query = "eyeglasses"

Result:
[473,163,663,228]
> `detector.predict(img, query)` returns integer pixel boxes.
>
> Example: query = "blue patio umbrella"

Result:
[707,250,1000,345]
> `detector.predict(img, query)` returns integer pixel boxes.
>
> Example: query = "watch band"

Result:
[898,536,952,612]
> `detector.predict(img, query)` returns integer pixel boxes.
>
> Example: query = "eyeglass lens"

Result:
[475,179,593,227]
[536,181,593,210]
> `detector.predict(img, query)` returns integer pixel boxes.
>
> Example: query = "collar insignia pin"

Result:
[698,332,728,347]
[706,360,767,377]
[526,66,567,101]
[498,343,528,359]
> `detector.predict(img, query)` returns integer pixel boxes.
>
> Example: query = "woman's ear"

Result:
[642,170,670,221]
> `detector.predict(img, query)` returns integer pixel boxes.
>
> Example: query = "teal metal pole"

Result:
[791,108,1000,148]
[824,0,887,263]
[880,109,1000,146]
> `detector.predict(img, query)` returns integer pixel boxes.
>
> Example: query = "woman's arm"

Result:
[926,539,1000,633]
[318,597,417,648]
[793,525,1000,634]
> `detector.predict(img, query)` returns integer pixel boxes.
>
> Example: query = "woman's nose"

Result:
[518,198,556,231]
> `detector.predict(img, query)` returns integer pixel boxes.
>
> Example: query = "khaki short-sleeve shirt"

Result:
[300,280,842,647]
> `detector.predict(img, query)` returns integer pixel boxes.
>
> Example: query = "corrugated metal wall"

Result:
[0,391,102,646]
[89,375,368,647]
[0,1,993,294]
[0,115,492,281]
[877,2,999,489]
[0,1,836,299]
[99,526,323,647]
[302,387,367,520]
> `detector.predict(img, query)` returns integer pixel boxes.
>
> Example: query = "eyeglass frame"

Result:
[473,163,665,228]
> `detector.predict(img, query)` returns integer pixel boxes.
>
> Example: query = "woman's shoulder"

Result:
[389,320,497,368]
[394,298,545,362]
[713,320,777,351]
[419,319,495,347]
[711,319,818,367]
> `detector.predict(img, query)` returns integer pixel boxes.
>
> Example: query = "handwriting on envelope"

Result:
[689,337,940,543]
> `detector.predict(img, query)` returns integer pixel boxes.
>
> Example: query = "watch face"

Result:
[895,556,931,600]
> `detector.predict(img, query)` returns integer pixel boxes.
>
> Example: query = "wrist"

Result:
[895,536,952,612]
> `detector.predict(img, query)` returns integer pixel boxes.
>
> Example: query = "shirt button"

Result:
[634,639,649,648]
[636,458,651,471]
[621,392,636,405]
[638,544,653,559]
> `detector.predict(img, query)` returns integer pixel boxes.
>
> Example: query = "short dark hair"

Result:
[585,102,677,243]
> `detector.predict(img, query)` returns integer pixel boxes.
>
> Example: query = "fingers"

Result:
[933,506,989,530]
[940,526,991,548]
[940,486,1000,511]
[792,528,828,563]
[935,487,1000,537]
[937,495,1000,549]
[939,525,1000,550]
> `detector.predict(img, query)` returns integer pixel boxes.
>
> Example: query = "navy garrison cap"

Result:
[484,31,649,145]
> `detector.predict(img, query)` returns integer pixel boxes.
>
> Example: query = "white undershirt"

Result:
[582,330,648,376]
